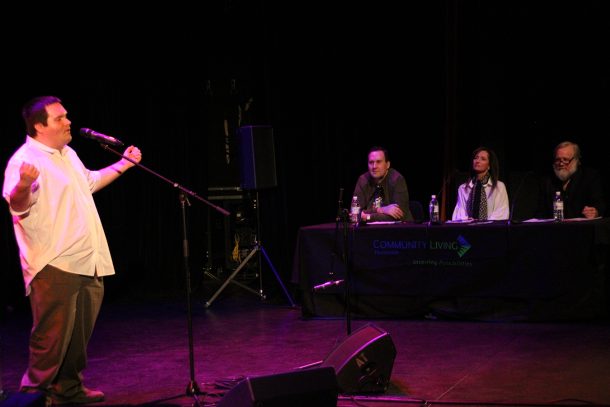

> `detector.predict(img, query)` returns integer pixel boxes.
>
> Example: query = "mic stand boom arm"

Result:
[100,144,229,216]
[100,143,229,405]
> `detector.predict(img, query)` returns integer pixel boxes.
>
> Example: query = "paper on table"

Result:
[563,217,602,222]
[445,219,474,224]
[467,220,494,225]
[523,217,601,223]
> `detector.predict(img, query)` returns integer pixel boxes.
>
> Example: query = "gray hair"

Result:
[554,141,581,162]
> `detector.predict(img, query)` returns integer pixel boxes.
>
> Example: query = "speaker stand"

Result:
[205,191,296,308]
[205,240,295,307]
[203,269,261,297]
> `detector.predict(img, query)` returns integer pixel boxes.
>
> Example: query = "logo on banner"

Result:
[456,235,471,258]
[372,234,471,258]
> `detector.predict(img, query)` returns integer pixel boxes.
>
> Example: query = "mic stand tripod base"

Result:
[186,381,202,402]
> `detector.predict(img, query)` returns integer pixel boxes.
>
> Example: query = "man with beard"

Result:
[537,141,605,219]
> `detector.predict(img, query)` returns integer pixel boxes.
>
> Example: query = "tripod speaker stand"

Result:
[205,126,295,308]
[204,191,295,308]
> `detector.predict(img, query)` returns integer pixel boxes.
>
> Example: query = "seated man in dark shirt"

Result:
[352,146,413,222]
[537,141,605,219]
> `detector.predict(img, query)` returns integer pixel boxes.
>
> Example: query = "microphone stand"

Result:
[508,171,533,225]
[336,188,344,223]
[99,143,229,406]
[344,212,352,335]
[331,188,345,284]
[333,188,352,334]
[438,169,457,222]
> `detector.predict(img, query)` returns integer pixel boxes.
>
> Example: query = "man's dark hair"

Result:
[368,146,390,162]
[22,96,62,137]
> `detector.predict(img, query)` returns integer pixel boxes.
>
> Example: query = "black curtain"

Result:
[2,1,609,310]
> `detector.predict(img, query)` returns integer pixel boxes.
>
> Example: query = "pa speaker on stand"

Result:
[238,125,277,190]
[204,126,295,308]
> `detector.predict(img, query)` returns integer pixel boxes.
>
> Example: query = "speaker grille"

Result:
[238,126,277,190]
[321,323,397,394]
[217,367,338,407]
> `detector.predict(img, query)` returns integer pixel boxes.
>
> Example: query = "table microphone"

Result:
[508,171,534,225]
[336,187,345,221]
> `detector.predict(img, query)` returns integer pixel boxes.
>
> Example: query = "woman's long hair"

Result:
[469,146,499,190]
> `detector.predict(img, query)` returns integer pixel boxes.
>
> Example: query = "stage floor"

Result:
[2,288,610,407]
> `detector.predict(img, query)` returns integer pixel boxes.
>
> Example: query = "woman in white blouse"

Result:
[452,146,509,221]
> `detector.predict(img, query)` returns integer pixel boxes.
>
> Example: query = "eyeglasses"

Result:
[553,157,575,166]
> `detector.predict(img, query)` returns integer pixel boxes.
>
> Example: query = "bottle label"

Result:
[429,202,440,223]
[350,205,360,223]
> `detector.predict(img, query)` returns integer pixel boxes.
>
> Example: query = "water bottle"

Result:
[429,194,440,224]
[553,191,564,221]
[350,196,361,223]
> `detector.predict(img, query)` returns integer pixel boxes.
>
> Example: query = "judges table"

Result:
[293,219,610,321]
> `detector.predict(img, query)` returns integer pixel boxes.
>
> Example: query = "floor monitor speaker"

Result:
[320,323,396,394]
[216,366,338,407]
[0,391,47,407]
[238,126,277,190]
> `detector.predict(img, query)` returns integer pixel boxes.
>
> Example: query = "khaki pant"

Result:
[20,265,104,397]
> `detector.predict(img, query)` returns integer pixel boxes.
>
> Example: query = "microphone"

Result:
[80,128,124,146]
[435,168,459,199]
[312,279,344,292]
[508,171,534,225]
[336,187,345,221]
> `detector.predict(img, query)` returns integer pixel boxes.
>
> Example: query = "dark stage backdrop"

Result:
[1,2,609,310]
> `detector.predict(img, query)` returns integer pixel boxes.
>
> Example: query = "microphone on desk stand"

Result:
[508,171,534,225]
[430,169,459,223]
[433,168,461,202]
[336,187,345,221]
